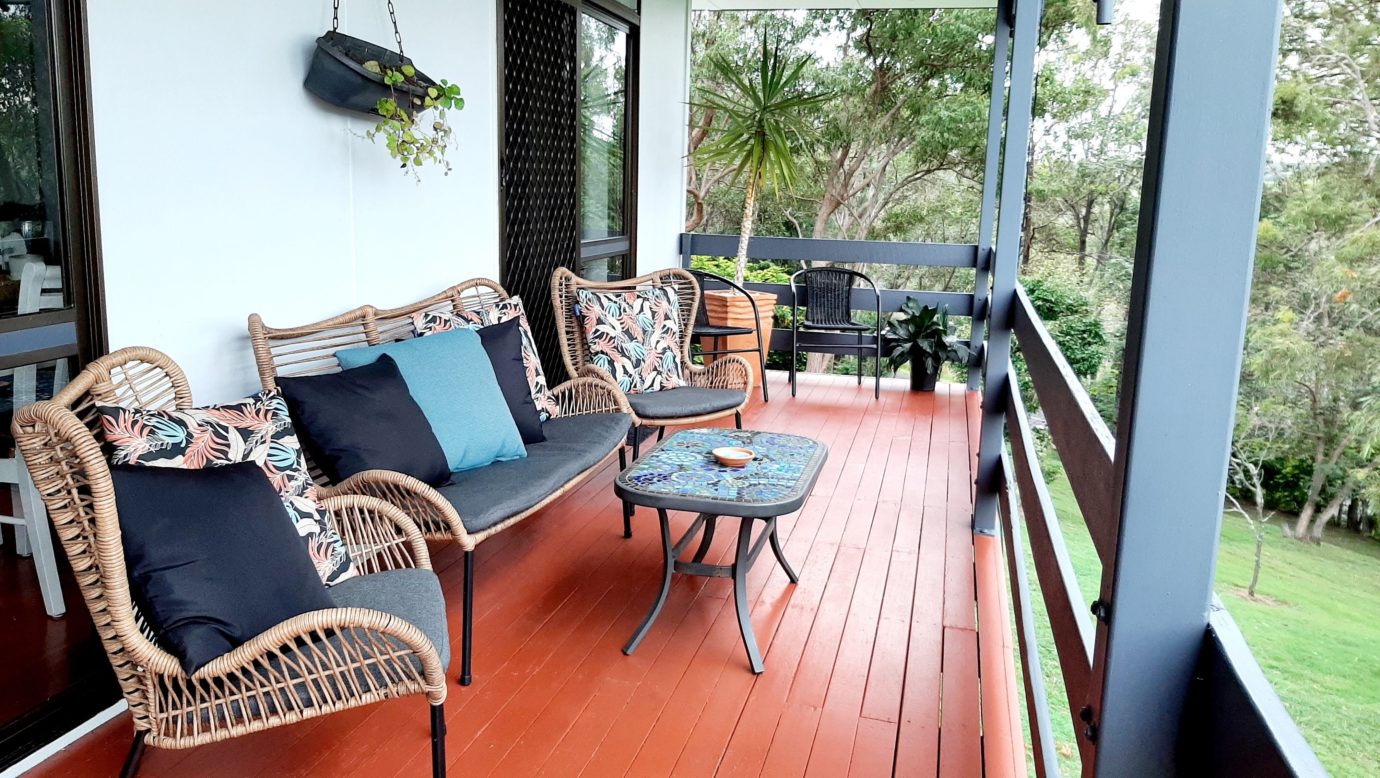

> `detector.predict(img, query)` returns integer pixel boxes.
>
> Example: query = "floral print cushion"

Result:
[576,286,686,394]
[411,296,560,421]
[97,392,356,586]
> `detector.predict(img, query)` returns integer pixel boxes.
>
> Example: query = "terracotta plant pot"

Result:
[701,288,777,388]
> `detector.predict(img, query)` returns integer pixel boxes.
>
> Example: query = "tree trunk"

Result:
[1307,482,1353,543]
[1248,521,1264,598]
[1291,440,1329,539]
[732,176,759,287]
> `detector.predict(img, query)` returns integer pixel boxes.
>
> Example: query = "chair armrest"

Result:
[319,494,431,574]
[319,470,473,551]
[550,377,632,418]
[685,354,754,394]
[192,607,447,703]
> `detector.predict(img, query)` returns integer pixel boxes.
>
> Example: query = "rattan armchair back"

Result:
[550,267,701,382]
[11,347,447,761]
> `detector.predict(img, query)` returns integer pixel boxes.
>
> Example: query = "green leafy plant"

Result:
[883,298,971,377]
[362,62,464,179]
[692,37,828,285]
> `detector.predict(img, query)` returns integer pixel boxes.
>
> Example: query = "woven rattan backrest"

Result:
[12,347,195,716]
[550,267,701,381]
[248,278,509,390]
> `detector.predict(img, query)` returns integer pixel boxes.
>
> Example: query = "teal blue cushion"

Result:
[336,329,526,472]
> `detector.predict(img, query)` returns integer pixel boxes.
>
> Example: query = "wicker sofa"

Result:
[248,278,632,686]
[12,348,450,777]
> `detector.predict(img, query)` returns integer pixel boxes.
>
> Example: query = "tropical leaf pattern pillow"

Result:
[97,392,356,586]
[411,296,560,421]
[575,286,686,394]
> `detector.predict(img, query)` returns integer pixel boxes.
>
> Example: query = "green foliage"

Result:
[689,255,791,285]
[1019,277,1107,380]
[363,62,464,180]
[881,298,970,376]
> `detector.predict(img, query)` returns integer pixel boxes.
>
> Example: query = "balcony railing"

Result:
[681,230,1324,775]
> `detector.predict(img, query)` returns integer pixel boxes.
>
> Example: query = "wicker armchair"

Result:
[248,278,631,686]
[12,348,449,778]
[552,267,753,538]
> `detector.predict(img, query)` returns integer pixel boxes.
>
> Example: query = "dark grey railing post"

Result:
[973,0,1040,535]
[967,6,1011,390]
[1088,0,1284,772]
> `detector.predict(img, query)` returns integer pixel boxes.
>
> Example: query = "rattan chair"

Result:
[790,267,882,399]
[249,278,631,687]
[552,267,754,538]
[12,348,449,778]
[688,269,770,403]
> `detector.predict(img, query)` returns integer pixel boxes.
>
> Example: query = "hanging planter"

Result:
[303,2,465,179]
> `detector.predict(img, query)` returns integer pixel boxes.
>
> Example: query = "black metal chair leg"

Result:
[120,733,146,778]
[431,703,447,778]
[618,447,626,470]
[856,331,863,385]
[735,411,743,430]
[757,324,770,403]
[633,431,642,460]
[875,339,882,399]
[459,550,474,686]
[623,501,634,539]
[657,426,666,441]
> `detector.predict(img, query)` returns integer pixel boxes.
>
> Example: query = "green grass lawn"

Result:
[1014,472,1380,776]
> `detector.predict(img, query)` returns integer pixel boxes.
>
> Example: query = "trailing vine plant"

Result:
[362,61,464,180]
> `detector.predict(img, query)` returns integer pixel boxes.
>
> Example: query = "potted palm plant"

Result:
[692,37,827,386]
[884,299,971,392]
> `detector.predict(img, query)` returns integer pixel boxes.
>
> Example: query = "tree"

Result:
[693,36,828,285]
[1249,165,1380,541]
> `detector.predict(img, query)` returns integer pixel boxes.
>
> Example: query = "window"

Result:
[0,0,111,768]
[579,4,636,281]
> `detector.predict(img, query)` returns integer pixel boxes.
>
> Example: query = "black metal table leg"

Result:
[690,516,718,562]
[624,508,674,655]
[767,517,798,583]
[733,519,766,674]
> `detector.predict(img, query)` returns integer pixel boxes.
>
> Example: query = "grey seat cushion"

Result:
[437,412,631,534]
[625,387,746,420]
[329,568,450,670]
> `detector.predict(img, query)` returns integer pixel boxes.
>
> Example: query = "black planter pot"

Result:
[909,350,939,392]
[305,31,436,116]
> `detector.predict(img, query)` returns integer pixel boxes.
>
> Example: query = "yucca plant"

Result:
[693,38,828,285]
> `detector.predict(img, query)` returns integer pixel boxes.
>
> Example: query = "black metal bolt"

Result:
[1079,704,1094,723]
[1084,723,1099,742]
[1090,599,1110,624]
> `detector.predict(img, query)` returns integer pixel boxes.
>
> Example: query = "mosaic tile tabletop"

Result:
[616,428,828,517]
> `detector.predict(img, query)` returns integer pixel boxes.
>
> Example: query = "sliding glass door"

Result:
[0,0,111,768]
[578,6,635,282]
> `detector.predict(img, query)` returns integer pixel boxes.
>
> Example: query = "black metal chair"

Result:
[790,267,882,399]
[689,269,770,402]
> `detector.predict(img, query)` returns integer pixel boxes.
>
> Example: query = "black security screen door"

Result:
[500,0,580,379]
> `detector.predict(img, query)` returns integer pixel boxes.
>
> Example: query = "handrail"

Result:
[682,233,980,268]
[998,450,1062,778]
[1012,285,1118,563]
[1004,281,1324,774]
[1004,363,1095,755]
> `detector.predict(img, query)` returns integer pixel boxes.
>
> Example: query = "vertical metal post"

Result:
[973,0,1041,535]
[1089,0,1284,772]
[967,5,1012,390]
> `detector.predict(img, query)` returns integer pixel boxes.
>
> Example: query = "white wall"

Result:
[637,0,694,271]
[86,1,690,403]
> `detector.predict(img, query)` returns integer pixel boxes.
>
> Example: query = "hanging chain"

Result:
[387,0,404,56]
[330,0,404,57]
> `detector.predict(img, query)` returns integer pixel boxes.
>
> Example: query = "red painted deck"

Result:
[32,372,1025,777]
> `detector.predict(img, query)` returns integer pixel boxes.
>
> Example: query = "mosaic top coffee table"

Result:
[615,428,828,673]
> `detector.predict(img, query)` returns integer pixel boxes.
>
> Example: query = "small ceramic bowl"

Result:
[712,446,755,468]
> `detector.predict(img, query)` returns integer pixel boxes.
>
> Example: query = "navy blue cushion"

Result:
[112,462,335,675]
[624,387,745,420]
[278,356,451,487]
[337,328,526,472]
[476,318,545,444]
